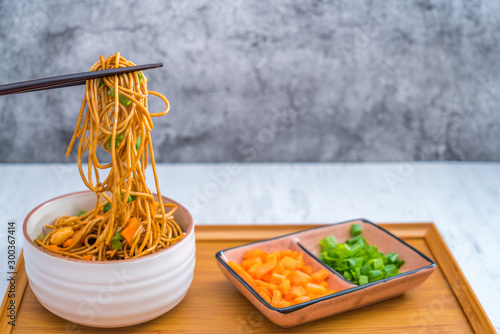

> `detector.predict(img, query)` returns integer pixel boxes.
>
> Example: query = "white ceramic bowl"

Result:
[22,191,195,328]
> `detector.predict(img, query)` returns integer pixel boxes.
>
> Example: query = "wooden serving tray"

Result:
[1,223,495,333]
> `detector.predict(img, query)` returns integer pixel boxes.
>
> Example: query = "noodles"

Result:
[34,53,185,261]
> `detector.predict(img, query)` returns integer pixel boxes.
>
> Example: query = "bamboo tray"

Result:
[1,223,495,333]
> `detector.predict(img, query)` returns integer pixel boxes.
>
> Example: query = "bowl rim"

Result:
[23,190,194,264]
[215,218,436,314]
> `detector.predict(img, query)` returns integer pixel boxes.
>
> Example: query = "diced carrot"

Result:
[254,280,277,291]
[278,300,291,308]
[301,265,313,275]
[306,282,326,295]
[297,253,304,267]
[271,290,282,307]
[62,238,73,248]
[240,271,256,287]
[293,295,311,304]
[289,285,306,299]
[254,279,267,287]
[255,286,272,299]
[280,256,299,270]
[260,270,273,282]
[318,281,329,288]
[311,269,330,282]
[241,271,257,287]
[48,244,59,251]
[272,262,285,275]
[267,252,279,266]
[248,260,276,279]
[270,273,286,285]
[278,278,291,295]
[228,260,245,272]
[241,256,263,270]
[243,249,268,261]
[228,261,256,287]
[289,270,312,287]
[82,255,92,261]
[233,247,339,308]
[279,249,294,258]
[121,217,140,245]
[247,262,261,275]
[258,290,271,303]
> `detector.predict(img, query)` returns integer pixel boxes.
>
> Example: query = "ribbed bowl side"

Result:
[24,231,196,327]
[23,191,196,328]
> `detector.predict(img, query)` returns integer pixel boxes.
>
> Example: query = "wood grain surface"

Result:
[1,223,495,333]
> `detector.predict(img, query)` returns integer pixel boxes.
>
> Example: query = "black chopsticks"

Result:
[0,63,163,96]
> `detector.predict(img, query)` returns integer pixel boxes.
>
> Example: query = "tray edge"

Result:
[1,253,28,334]
[0,223,495,333]
[423,224,495,333]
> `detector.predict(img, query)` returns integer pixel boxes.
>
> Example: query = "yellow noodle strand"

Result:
[37,53,184,261]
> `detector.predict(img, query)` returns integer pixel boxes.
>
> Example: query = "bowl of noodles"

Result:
[22,191,195,327]
[21,53,195,327]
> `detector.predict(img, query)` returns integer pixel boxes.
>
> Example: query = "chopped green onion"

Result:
[109,87,131,107]
[135,135,141,150]
[103,202,111,213]
[394,259,405,267]
[99,78,105,88]
[105,132,124,150]
[110,231,124,250]
[368,270,383,281]
[39,235,45,238]
[348,242,362,256]
[119,93,131,107]
[360,263,371,275]
[120,192,137,203]
[137,71,144,85]
[345,259,356,268]
[373,258,384,270]
[349,223,363,237]
[359,275,369,285]
[347,235,366,248]
[352,257,363,268]
[76,210,87,217]
[319,235,337,250]
[334,243,352,259]
[350,268,359,281]
[384,264,398,277]
[318,228,405,285]
[386,252,398,264]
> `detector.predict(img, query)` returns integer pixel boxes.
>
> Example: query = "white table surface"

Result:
[0,162,498,331]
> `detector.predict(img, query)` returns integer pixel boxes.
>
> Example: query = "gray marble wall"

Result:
[0,0,499,162]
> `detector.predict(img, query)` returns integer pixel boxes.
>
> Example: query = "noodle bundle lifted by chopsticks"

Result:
[34,53,185,260]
